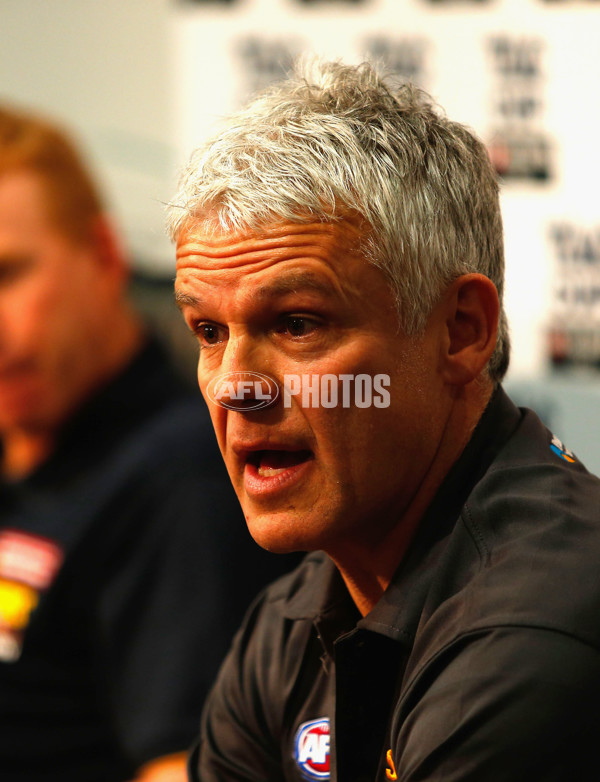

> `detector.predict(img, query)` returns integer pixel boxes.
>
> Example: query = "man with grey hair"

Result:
[171,61,600,781]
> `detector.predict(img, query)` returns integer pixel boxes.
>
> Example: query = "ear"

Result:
[439,273,499,386]
[87,214,129,291]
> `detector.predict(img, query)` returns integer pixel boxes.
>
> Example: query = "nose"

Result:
[208,371,279,411]
[205,333,280,412]
[219,331,257,377]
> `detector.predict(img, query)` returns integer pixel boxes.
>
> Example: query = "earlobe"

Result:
[441,274,499,386]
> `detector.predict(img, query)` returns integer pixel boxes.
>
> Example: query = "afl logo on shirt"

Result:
[294,718,330,780]
[550,434,576,463]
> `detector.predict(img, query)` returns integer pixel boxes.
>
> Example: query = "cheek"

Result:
[196,363,205,394]
[197,373,220,425]
[2,282,55,347]
[303,405,374,482]
[205,400,229,454]
[197,360,220,398]
[30,268,79,333]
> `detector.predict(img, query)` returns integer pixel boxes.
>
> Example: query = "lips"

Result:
[243,448,314,497]
[249,449,313,476]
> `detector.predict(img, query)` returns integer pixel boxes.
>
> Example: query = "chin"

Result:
[244,510,317,555]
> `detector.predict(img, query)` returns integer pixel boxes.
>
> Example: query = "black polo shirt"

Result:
[0,338,300,782]
[194,387,600,781]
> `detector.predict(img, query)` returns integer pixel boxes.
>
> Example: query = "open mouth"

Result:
[247,449,314,478]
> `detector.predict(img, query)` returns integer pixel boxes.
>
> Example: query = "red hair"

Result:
[0,104,104,241]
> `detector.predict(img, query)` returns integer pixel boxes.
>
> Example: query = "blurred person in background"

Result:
[171,60,600,781]
[0,105,298,782]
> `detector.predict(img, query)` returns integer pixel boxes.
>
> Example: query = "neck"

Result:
[1,304,143,480]
[329,381,493,616]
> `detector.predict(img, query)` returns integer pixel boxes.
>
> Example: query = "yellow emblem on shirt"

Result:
[0,579,39,630]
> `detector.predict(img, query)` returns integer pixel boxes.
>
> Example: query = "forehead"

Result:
[0,170,55,239]
[175,218,381,300]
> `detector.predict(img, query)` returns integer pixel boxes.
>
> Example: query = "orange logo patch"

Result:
[385,749,397,780]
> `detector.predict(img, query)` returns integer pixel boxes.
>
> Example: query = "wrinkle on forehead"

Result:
[176,219,366,267]
[174,218,384,314]
[176,257,355,309]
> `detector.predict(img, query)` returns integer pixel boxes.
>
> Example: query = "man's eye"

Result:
[279,316,318,338]
[196,323,225,346]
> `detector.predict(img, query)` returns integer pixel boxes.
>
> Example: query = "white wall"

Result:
[1,0,599,379]
[0,0,175,269]
[172,0,600,379]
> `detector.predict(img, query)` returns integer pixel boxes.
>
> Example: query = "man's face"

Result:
[176,219,450,555]
[0,170,112,435]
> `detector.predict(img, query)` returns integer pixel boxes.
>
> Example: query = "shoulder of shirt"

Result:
[418,403,600,656]
[466,403,600,546]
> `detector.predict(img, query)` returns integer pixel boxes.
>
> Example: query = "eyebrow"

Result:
[175,272,334,311]
[254,272,334,300]
[174,290,201,310]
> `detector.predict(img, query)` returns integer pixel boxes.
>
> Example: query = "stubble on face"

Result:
[175,217,449,558]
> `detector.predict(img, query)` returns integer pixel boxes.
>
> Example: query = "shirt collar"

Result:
[283,552,343,620]
[360,386,522,642]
